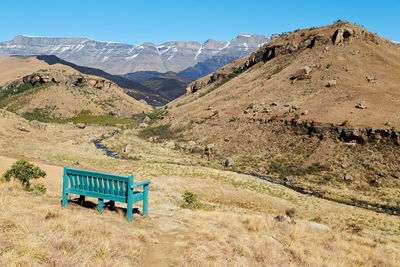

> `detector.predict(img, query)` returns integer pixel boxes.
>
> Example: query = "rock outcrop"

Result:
[332,28,355,45]
[6,72,114,90]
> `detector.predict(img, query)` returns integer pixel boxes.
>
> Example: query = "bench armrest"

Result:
[131,180,150,189]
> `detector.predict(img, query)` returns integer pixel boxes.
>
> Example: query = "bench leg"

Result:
[143,185,149,216]
[62,192,68,207]
[98,199,104,212]
[79,195,85,205]
[127,200,133,222]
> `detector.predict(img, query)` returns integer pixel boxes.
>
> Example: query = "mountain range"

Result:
[0,34,276,79]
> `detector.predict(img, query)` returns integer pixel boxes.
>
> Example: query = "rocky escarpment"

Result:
[286,119,400,145]
[5,72,114,90]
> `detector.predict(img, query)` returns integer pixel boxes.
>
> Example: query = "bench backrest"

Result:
[63,166,133,202]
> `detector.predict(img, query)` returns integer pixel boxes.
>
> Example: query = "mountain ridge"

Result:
[0,34,276,78]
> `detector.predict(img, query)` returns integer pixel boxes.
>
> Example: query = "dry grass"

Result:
[0,181,148,266]
[1,110,400,266]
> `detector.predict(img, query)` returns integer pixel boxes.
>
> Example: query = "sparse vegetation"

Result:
[133,108,165,125]
[181,190,203,209]
[269,158,328,177]
[2,159,46,191]
[0,82,51,108]
[139,124,183,141]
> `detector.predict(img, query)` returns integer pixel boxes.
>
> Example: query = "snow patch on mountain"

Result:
[125,54,138,60]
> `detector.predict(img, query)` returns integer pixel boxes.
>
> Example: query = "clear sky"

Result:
[1,0,399,44]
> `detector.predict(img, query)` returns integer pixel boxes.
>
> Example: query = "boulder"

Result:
[222,157,234,167]
[124,144,133,153]
[148,136,158,142]
[344,174,353,181]
[271,102,278,106]
[14,123,29,132]
[356,101,367,109]
[284,176,296,182]
[187,141,196,148]
[139,99,148,105]
[104,81,112,88]
[307,222,330,231]
[165,141,175,150]
[326,79,337,87]
[139,123,149,128]
[87,79,98,87]
[143,116,151,123]
[206,143,215,152]
[366,76,376,83]
[301,110,309,116]
[75,123,86,129]
[191,145,204,154]
[29,120,47,130]
[291,66,311,79]
[274,215,290,222]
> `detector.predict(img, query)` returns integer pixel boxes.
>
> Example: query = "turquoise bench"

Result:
[61,166,150,222]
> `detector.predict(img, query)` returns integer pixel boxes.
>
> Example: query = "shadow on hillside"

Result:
[36,55,148,91]
[68,197,141,215]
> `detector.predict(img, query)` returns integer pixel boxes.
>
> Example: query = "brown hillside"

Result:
[0,56,149,119]
[159,21,400,211]
[173,21,400,128]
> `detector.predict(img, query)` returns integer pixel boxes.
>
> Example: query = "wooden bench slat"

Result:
[113,180,118,196]
[68,174,74,188]
[108,179,113,195]
[93,176,98,192]
[88,176,93,191]
[78,175,83,190]
[83,175,88,191]
[66,168,128,182]
[73,175,78,189]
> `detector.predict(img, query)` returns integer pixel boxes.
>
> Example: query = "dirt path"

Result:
[141,206,192,266]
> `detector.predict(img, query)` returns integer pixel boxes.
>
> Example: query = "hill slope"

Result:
[160,21,400,211]
[0,56,150,119]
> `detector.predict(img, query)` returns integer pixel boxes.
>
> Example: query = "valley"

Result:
[1,16,400,266]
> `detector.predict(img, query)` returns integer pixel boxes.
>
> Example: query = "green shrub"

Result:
[3,159,46,188]
[32,183,47,194]
[182,190,203,209]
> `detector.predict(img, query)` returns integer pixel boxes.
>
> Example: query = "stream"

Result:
[93,131,400,217]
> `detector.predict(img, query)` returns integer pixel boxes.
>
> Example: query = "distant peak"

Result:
[238,33,253,38]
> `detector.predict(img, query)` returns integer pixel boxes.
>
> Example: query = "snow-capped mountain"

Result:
[0,34,275,78]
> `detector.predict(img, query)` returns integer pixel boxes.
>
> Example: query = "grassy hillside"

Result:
[0,110,399,265]
[0,57,150,120]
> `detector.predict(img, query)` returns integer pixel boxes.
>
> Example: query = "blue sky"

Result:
[1,0,399,44]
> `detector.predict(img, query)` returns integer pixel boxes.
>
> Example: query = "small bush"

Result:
[33,183,47,194]
[3,159,46,189]
[182,190,203,209]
